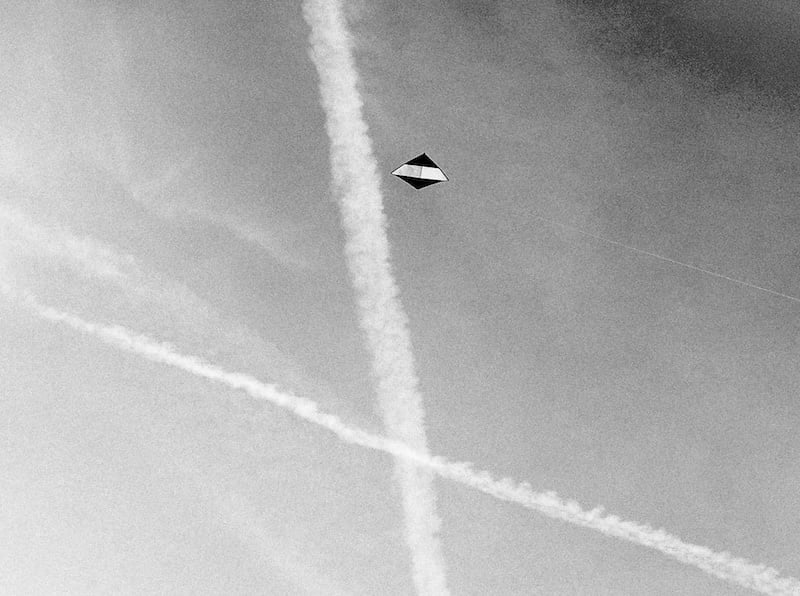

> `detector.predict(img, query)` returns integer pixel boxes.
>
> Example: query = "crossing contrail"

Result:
[302,1,449,594]
[9,291,799,596]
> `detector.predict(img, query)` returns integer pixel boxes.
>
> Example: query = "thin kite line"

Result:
[534,215,800,305]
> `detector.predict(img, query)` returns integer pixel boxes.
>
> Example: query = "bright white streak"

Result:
[14,294,800,596]
[302,1,449,594]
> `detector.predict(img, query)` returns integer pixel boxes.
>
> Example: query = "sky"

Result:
[2,1,800,594]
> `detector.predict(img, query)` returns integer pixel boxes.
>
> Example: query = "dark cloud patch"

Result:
[565,0,800,106]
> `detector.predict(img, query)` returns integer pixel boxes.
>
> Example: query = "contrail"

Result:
[10,292,799,596]
[302,1,449,594]
[534,215,800,306]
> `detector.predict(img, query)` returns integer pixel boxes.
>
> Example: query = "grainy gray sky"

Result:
[2,1,800,594]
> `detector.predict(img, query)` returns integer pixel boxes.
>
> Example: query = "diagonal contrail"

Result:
[302,1,449,594]
[9,291,799,596]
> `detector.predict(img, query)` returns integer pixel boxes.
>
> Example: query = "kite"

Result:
[391,153,448,189]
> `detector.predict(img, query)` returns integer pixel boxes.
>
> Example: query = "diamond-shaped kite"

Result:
[391,153,448,189]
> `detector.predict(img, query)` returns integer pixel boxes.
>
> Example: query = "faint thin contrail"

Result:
[10,293,799,596]
[302,1,449,594]
[534,215,800,305]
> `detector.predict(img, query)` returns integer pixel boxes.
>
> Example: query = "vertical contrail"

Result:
[301,1,449,594]
[10,291,800,596]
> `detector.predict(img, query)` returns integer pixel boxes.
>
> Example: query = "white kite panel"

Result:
[391,164,424,178]
[419,166,447,181]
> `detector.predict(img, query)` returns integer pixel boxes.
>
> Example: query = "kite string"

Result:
[462,207,800,304]
[452,192,800,305]
[523,213,800,305]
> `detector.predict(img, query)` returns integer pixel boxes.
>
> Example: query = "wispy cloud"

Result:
[0,203,135,281]
[162,460,353,596]
[302,1,448,594]
[188,204,312,271]
[10,291,799,596]
[209,487,354,596]
[0,202,331,402]
[128,151,312,271]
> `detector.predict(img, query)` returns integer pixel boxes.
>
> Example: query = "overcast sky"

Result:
[2,1,800,594]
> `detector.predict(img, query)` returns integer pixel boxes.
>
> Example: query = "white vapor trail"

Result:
[302,1,449,594]
[10,293,800,596]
